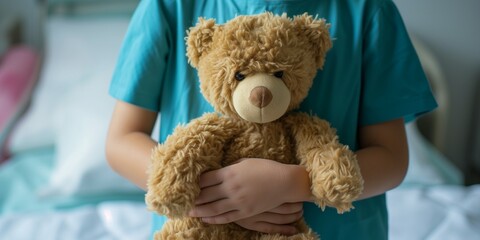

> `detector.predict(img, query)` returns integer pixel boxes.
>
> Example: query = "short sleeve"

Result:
[109,0,170,112]
[360,0,437,125]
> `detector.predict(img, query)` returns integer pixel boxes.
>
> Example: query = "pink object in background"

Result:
[0,46,40,162]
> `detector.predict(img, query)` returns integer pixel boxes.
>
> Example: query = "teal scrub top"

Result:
[109,0,437,239]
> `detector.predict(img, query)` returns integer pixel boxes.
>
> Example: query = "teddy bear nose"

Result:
[249,86,273,108]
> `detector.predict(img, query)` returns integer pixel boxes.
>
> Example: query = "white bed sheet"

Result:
[0,202,151,240]
[2,185,479,240]
[388,185,480,240]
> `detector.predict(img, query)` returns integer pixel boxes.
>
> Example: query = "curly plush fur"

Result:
[146,12,364,240]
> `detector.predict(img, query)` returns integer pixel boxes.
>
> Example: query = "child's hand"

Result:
[234,202,304,235]
[188,158,309,224]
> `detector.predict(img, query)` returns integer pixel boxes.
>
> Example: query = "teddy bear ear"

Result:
[293,13,333,69]
[185,17,218,68]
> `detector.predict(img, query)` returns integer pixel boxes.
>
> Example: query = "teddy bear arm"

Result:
[146,116,235,218]
[285,113,364,213]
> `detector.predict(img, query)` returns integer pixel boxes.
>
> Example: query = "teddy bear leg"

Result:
[256,232,318,240]
[256,219,319,240]
[152,218,208,240]
[153,219,255,240]
[153,230,212,240]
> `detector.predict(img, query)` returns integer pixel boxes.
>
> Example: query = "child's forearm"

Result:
[288,118,408,202]
[106,101,158,191]
[354,146,408,200]
[355,118,409,200]
[288,147,407,202]
[106,132,156,191]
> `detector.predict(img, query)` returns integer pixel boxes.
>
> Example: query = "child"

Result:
[106,0,437,239]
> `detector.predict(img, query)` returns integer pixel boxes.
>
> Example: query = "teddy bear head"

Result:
[186,12,332,123]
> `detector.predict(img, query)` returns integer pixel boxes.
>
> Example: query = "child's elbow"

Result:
[393,149,410,189]
[104,134,119,172]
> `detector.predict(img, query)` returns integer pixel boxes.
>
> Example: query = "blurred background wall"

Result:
[0,0,44,53]
[0,0,138,55]
[393,0,480,183]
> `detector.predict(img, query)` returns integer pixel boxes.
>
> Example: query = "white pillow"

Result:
[38,71,142,197]
[8,16,131,153]
[15,16,147,198]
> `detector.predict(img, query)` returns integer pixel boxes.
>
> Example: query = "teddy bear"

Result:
[146,12,364,240]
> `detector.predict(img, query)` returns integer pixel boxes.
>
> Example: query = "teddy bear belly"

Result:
[222,127,296,166]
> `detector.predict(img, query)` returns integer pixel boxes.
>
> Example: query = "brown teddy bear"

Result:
[146,12,364,240]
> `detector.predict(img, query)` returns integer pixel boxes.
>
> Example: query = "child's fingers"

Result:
[267,202,303,215]
[189,198,236,218]
[198,169,224,188]
[252,211,304,225]
[238,221,298,236]
[194,185,227,205]
[200,209,245,224]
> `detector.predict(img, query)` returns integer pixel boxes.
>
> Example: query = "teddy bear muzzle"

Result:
[232,73,291,123]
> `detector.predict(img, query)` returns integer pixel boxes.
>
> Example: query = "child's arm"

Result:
[105,100,158,191]
[189,118,408,226]
[354,118,409,199]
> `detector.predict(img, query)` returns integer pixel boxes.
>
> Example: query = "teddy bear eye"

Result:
[234,72,246,81]
[273,71,284,79]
